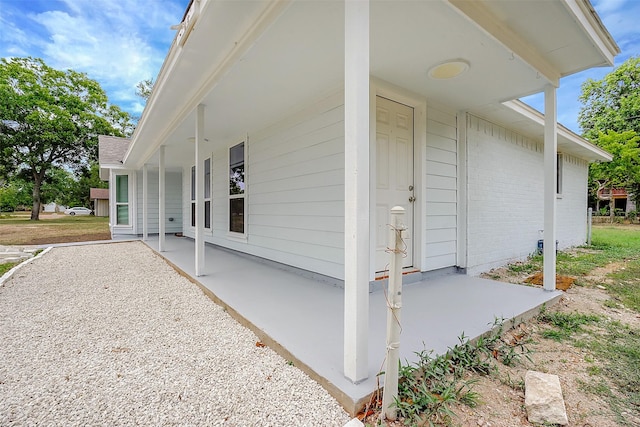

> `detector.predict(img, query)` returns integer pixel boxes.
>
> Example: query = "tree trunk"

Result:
[609,191,615,223]
[31,170,45,221]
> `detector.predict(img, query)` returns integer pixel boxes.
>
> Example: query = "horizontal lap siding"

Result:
[248,103,345,278]
[466,115,544,274]
[136,170,183,234]
[181,99,345,279]
[424,106,457,271]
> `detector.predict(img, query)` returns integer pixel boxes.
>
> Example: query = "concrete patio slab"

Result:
[141,235,561,415]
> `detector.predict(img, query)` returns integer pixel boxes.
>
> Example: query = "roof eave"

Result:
[503,99,613,162]
[563,0,621,67]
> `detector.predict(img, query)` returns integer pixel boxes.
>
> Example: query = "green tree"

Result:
[135,78,154,100]
[0,57,132,220]
[579,56,640,141]
[40,167,77,207]
[579,57,640,211]
[69,162,108,208]
[0,177,32,212]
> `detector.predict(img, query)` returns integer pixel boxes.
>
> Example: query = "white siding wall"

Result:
[135,170,183,234]
[183,96,346,279]
[465,115,588,274]
[423,105,458,271]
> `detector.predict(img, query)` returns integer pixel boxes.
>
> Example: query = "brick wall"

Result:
[465,115,588,274]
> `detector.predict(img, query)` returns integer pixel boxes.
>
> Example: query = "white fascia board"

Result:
[124,0,291,170]
[447,0,560,86]
[562,0,620,67]
[503,100,613,162]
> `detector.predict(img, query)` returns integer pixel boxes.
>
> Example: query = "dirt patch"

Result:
[364,258,640,426]
[524,272,575,290]
[26,233,112,245]
[0,215,110,245]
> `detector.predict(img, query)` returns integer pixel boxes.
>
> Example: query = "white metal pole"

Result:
[159,146,166,252]
[543,85,557,291]
[195,104,205,276]
[343,0,370,383]
[382,206,405,421]
[142,164,148,241]
[587,207,593,245]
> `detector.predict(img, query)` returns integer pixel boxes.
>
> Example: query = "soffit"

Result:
[130,0,617,168]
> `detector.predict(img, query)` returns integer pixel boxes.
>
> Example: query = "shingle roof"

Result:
[98,135,130,165]
[90,188,109,200]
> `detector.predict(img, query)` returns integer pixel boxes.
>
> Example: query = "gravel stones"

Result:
[0,242,350,426]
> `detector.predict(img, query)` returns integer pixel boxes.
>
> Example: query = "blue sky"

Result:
[1,0,638,133]
[523,0,640,133]
[0,0,190,116]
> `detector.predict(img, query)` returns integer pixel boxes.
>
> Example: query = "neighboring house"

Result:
[90,188,110,217]
[99,0,618,383]
[42,202,66,213]
[596,187,636,215]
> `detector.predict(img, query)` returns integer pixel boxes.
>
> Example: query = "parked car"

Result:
[64,207,94,216]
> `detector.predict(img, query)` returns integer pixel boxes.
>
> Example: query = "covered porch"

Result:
[142,234,561,414]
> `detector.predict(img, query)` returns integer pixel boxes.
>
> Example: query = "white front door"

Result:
[375,96,414,273]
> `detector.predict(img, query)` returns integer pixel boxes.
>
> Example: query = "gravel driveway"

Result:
[0,242,350,426]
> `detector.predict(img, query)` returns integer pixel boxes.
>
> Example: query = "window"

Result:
[115,174,129,225]
[556,153,563,195]
[204,157,211,229]
[229,142,245,234]
[190,165,196,227]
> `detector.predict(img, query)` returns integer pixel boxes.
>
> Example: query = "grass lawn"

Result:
[0,261,18,276]
[509,224,640,424]
[0,212,111,245]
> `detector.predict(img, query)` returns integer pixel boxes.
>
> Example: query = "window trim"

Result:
[556,152,563,198]
[204,157,212,231]
[190,165,196,228]
[113,171,134,229]
[228,139,247,240]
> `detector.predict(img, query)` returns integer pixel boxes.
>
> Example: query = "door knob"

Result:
[409,196,416,203]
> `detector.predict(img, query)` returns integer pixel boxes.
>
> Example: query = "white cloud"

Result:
[2,0,186,114]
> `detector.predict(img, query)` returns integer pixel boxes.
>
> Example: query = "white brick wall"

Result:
[557,155,589,248]
[465,115,588,274]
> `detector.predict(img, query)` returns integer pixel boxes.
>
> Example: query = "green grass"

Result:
[606,259,640,312]
[538,311,601,341]
[508,226,640,281]
[579,321,640,425]
[0,262,19,276]
[522,226,640,424]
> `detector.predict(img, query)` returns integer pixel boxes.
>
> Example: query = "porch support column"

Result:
[142,164,148,241]
[344,0,370,383]
[159,146,166,252]
[543,85,557,291]
[195,104,205,276]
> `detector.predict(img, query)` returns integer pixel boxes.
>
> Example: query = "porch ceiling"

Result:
[133,0,616,168]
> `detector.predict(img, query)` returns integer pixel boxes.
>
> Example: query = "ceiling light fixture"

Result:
[428,59,470,80]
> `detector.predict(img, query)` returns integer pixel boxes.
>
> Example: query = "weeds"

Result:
[393,319,530,426]
[538,310,600,341]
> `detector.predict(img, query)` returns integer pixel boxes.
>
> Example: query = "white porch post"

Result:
[543,85,557,291]
[142,164,148,241]
[344,0,370,383]
[195,104,205,276]
[159,146,166,251]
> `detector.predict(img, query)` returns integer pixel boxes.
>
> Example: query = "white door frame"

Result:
[369,77,427,281]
